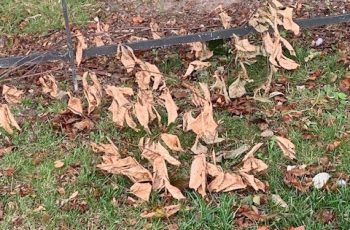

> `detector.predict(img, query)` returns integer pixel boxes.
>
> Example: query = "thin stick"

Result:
[61,0,78,91]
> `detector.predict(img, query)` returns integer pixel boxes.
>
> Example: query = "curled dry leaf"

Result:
[134,90,160,133]
[0,146,14,157]
[54,160,64,168]
[2,85,24,104]
[210,67,230,103]
[130,182,152,202]
[189,153,207,197]
[0,104,21,134]
[39,75,67,99]
[117,45,138,73]
[90,138,120,157]
[105,86,138,130]
[190,136,208,155]
[276,136,296,159]
[82,72,102,114]
[278,7,300,35]
[207,163,247,192]
[73,118,94,131]
[216,144,250,162]
[140,138,185,200]
[240,172,266,191]
[271,194,289,209]
[160,88,178,125]
[242,143,263,161]
[190,42,213,61]
[97,156,152,183]
[150,21,162,39]
[229,77,246,99]
[183,61,211,78]
[240,157,268,174]
[262,33,299,70]
[219,11,232,29]
[141,204,180,218]
[160,133,184,152]
[138,61,164,90]
[75,30,87,66]
[67,93,83,116]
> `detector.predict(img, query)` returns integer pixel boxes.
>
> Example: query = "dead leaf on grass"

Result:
[0,104,21,134]
[160,88,178,125]
[117,45,138,73]
[189,153,207,197]
[67,93,83,116]
[240,172,266,191]
[82,72,102,114]
[72,118,94,131]
[2,85,24,104]
[90,138,120,157]
[219,11,232,29]
[271,194,289,209]
[141,204,180,218]
[183,61,211,78]
[242,143,263,161]
[130,182,152,202]
[54,160,64,168]
[190,42,213,61]
[229,77,246,99]
[0,146,14,157]
[150,21,162,39]
[98,156,152,183]
[75,30,87,66]
[39,75,67,99]
[190,136,208,155]
[160,133,184,152]
[276,136,296,159]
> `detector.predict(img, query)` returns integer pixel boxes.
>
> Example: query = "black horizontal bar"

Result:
[1,13,350,69]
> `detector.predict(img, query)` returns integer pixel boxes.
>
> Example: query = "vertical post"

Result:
[61,0,78,91]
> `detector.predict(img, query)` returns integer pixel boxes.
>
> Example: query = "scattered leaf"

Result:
[0,104,21,134]
[2,85,24,104]
[130,182,152,202]
[39,75,67,99]
[160,88,178,125]
[54,160,64,168]
[67,93,83,116]
[183,61,210,78]
[75,30,87,66]
[82,72,102,114]
[141,204,180,218]
[160,133,184,152]
[0,146,13,157]
[219,12,232,29]
[271,194,289,209]
[90,139,120,157]
[229,77,246,99]
[276,136,296,159]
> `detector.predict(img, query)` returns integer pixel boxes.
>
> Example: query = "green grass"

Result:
[0,0,98,35]
[1,22,350,228]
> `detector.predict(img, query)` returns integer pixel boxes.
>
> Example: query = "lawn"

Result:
[1,1,350,230]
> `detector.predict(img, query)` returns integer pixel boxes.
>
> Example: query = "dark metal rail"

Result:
[1,13,350,69]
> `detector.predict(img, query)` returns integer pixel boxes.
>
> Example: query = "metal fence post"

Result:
[61,0,78,91]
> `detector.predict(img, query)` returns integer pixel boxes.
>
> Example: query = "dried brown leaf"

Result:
[0,104,21,134]
[2,85,24,104]
[160,133,184,152]
[141,204,180,218]
[97,156,152,183]
[276,136,296,159]
[242,143,263,161]
[278,7,300,35]
[117,45,137,73]
[190,42,213,61]
[184,61,211,78]
[160,88,178,125]
[82,72,102,114]
[54,160,64,168]
[90,139,120,157]
[0,146,14,157]
[67,93,83,116]
[75,30,87,66]
[150,21,162,39]
[39,75,67,99]
[219,12,232,29]
[240,172,266,191]
[130,182,152,202]
[229,77,246,99]
[189,153,207,197]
